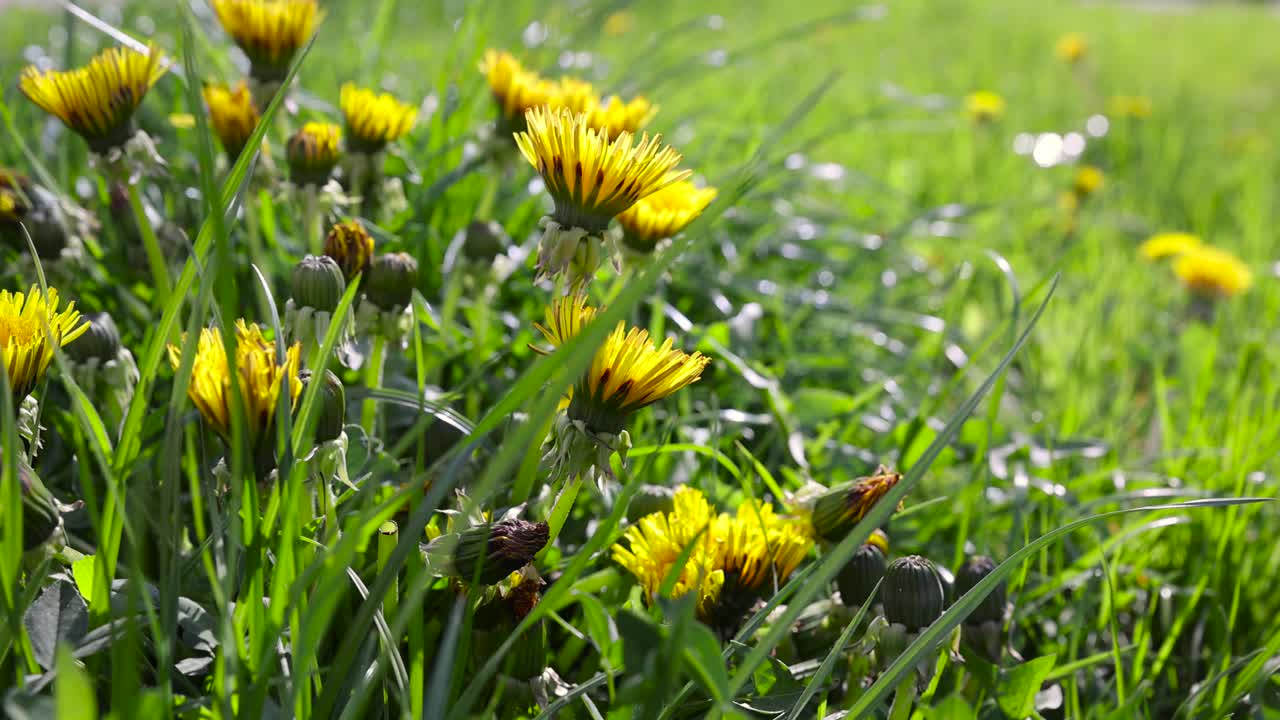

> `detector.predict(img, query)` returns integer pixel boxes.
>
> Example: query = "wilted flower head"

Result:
[964,90,1005,124]
[479,50,558,133]
[1107,95,1153,119]
[287,122,342,186]
[809,466,902,541]
[1140,232,1201,261]
[166,320,303,440]
[0,286,87,402]
[1054,32,1087,64]
[616,180,717,254]
[451,519,550,585]
[203,81,260,160]
[19,45,168,154]
[340,83,417,153]
[534,291,709,435]
[324,220,375,280]
[212,0,322,82]
[1173,246,1252,298]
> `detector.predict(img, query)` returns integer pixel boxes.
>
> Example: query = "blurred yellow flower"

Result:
[0,171,30,224]
[558,77,657,139]
[212,0,322,81]
[603,10,636,36]
[1073,165,1105,199]
[1173,247,1252,298]
[617,180,718,254]
[479,50,559,132]
[287,122,342,185]
[1107,95,1152,119]
[167,320,302,440]
[340,83,417,152]
[19,44,167,153]
[204,82,261,160]
[964,91,1006,124]
[0,286,87,402]
[1055,32,1087,64]
[1140,232,1201,261]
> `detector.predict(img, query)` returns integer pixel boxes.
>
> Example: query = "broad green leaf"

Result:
[997,654,1057,719]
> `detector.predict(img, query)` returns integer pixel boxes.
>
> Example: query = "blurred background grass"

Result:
[1,0,1278,716]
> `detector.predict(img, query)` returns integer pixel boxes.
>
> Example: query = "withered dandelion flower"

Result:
[324,219,376,281]
[809,466,903,542]
[0,286,87,402]
[19,44,168,154]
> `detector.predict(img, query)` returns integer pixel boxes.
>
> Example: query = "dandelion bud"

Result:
[65,312,121,366]
[626,484,675,522]
[0,170,31,224]
[0,178,71,258]
[452,519,549,586]
[809,467,901,542]
[324,220,375,281]
[9,460,62,551]
[837,530,889,608]
[292,255,346,313]
[299,369,346,443]
[883,555,945,633]
[287,122,342,187]
[365,252,418,311]
[463,220,510,263]
[954,555,1005,625]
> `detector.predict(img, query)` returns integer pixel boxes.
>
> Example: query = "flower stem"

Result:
[127,183,172,306]
[304,184,322,256]
[361,334,387,436]
[887,674,917,720]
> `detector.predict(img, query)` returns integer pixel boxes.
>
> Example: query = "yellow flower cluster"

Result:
[612,487,812,619]
[1139,233,1252,299]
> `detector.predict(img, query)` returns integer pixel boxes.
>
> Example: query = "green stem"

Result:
[127,183,172,306]
[887,674,917,720]
[246,193,265,274]
[304,184,322,256]
[362,334,387,436]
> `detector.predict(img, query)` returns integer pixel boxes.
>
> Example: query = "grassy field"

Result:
[1,0,1278,717]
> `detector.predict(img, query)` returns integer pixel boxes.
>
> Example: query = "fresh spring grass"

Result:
[0,0,1278,717]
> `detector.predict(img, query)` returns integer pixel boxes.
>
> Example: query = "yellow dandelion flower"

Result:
[517,106,689,230]
[0,171,31,224]
[603,10,636,36]
[555,77,657,139]
[964,91,1006,125]
[1173,246,1252,298]
[1140,232,1201,261]
[324,219,375,280]
[1055,32,1087,64]
[716,500,812,593]
[287,121,342,186]
[612,486,725,618]
[479,50,559,132]
[211,0,323,81]
[167,320,303,440]
[809,466,903,541]
[535,291,709,434]
[19,44,168,153]
[203,81,260,160]
[617,180,717,254]
[1073,165,1104,199]
[340,83,417,152]
[556,76,598,116]
[0,286,87,402]
[1107,95,1152,119]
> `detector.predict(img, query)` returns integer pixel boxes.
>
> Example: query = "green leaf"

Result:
[923,694,977,720]
[789,387,862,425]
[680,622,731,704]
[55,645,97,720]
[998,654,1057,719]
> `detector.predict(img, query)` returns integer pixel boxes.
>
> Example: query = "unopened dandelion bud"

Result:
[883,555,945,633]
[365,252,418,311]
[626,484,676,522]
[65,312,121,366]
[292,255,346,312]
[809,468,901,542]
[837,530,889,608]
[452,519,550,586]
[954,555,1005,625]
[299,369,346,443]
[463,220,510,263]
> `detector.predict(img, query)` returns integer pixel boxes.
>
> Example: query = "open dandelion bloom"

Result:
[964,91,1006,124]
[167,320,302,440]
[1173,246,1252,298]
[715,500,812,597]
[616,180,717,254]
[287,122,342,185]
[535,291,709,435]
[1072,165,1104,199]
[0,286,87,402]
[556,77,657,139]
[517,106,689,281]
[340,83,417,153]
[1107,95,1152,119]
[809,466,903,541]
[203,82,260,160]
[612,486,726,618]
[1140,232,1201,261]
[212,0,322,82]
[1055,32,1087,63]
[19,45,167,154]
[479,50,558,133]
